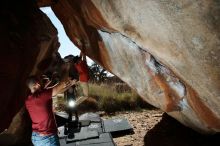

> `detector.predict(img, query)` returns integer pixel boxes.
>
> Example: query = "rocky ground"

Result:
[102,109,163,146]
[54,97,220,146]
[102,109,220,146]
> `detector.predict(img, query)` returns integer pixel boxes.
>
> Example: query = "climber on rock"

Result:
[63,48,90,105]
[73,50,90,98]
[25,75,77,146]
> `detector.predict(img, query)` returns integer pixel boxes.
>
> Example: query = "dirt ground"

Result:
[54,98,220,146]
[102,109,220,146]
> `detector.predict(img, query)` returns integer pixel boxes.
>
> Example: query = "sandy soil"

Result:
[102,110,220,146]
[102,109,163,146]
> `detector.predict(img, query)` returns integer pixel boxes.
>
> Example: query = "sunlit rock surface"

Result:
[49,0,220,133]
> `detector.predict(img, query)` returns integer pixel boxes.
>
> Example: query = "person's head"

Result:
[73,56,81,64]
[26,76,41,93]
[64,55,74,63]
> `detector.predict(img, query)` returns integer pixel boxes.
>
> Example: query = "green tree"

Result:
[89,62,108,83]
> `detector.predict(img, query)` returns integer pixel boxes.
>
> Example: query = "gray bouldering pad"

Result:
[88,122,103,134]
[78,133,114,145]
[58,126,99,141]
[57,112,132,145]
[103,118,133,135]
[66,130,99,143]
[79,113,102,122]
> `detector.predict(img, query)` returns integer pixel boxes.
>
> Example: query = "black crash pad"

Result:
[59,133,115,146]
[57,112,133,145]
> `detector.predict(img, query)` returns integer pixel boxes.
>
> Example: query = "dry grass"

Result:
[88,83,154,113]
[54,83,154,113]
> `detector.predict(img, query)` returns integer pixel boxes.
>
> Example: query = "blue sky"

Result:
[40,7,93,65]
[40,7,113,76]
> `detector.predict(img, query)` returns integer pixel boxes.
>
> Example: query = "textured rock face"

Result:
[0,0,59,144]
[0,1,219,144]
[49,0,220,133]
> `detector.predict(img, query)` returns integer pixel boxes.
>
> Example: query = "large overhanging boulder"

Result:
[0,1,219,144]
[48,0,219,133]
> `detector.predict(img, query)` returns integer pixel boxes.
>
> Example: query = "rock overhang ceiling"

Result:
[48,0,220,133]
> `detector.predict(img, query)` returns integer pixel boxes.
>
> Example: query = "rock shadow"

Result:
[144,113,220,146]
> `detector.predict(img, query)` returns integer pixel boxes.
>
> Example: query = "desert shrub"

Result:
[114,83,131,93]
